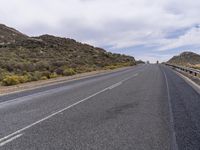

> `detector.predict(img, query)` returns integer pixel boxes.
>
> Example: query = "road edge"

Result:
[161,67,179,150]
[171,69,200,95]
[0,66,136,96]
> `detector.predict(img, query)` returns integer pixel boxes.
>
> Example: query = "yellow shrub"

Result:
[41,76,48,80]
[2,75,30,86]
[18,75,29,83]
[49,72,58,78]
[105,65,118,70]
[2,75,20,86]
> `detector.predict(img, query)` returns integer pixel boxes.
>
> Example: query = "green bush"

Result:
[63,68,76,76]
[31,71,43,81]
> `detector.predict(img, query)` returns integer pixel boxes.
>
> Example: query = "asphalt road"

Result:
[0,64,200,150]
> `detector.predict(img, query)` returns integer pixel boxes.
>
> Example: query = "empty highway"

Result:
[0,64,200,150]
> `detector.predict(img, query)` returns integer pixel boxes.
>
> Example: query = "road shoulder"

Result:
[0,66,134,96]
[171,69,200,95]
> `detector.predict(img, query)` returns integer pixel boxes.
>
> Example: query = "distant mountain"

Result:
[167,51,200,66]
[0,24,136,85]
[136,60,145,64]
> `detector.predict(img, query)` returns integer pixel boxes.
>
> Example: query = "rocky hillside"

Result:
[0,24,27,44]
[0,24,136,85]
[168,52,200,65]
[167,51,200,70]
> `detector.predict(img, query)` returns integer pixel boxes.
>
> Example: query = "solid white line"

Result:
[108,82,122,90]
[0,73,139,146]
[0,67,134,96]
[0,70,139,107]
[121,73,138,82]
[163,70,179,150]
[0,87,108,144]
[108,73,138,90]
[0,134,23,147]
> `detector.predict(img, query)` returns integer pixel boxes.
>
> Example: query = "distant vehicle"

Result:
[146,61,150,64]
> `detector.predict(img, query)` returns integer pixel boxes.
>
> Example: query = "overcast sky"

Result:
[0,0,200,62]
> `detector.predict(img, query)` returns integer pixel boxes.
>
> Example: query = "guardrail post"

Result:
[165,63,200,78]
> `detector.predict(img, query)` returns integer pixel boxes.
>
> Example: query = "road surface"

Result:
[0,64,200,150]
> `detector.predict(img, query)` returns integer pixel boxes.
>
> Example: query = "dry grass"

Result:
[0,66,131,95]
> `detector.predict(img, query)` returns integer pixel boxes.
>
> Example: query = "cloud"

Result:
[158,26,200,51]
[0,0,200,62]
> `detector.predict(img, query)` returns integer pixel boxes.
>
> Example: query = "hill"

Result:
[136,60,145,64]
[167,51,200,69]
[0,24,27,45]
[0,24,136,86]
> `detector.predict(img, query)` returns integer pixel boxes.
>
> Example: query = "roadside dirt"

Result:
[0,67,131,95]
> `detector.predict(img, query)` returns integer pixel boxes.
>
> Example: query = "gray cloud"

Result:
[0,0,200,62]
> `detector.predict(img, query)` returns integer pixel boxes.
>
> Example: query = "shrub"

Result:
[55,68,64,75]
[63,68,76,76]
[18,75,29,83]
[31,71,42,81]
[0,69,9,81]
[104,65,118,70]
[22,72,33,82]
[42,71,51,79]
[75,66,96,73]
[49,72,58,78]
[41,76,48,80]
[1,75,28,86]
[2,75,20,86]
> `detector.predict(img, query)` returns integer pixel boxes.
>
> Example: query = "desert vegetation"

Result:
[167,51,200,71]
[167,52,200,67]
[0,24,136,86]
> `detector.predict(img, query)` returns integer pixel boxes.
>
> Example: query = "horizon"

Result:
[0,0,200,62]
[1,23,199,64]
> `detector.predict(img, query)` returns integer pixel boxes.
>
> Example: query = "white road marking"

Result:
[0,71,139,107]
[0,67,135,96]
[0,87,109,145]
[108,73,138,90]
[163,70,179,150]
[122,73,138,82]
[0,134,23,147]
[0,73,139,147]
[108,82,122,89]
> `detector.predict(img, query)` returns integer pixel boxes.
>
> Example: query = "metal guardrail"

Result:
[165,63,200,77]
